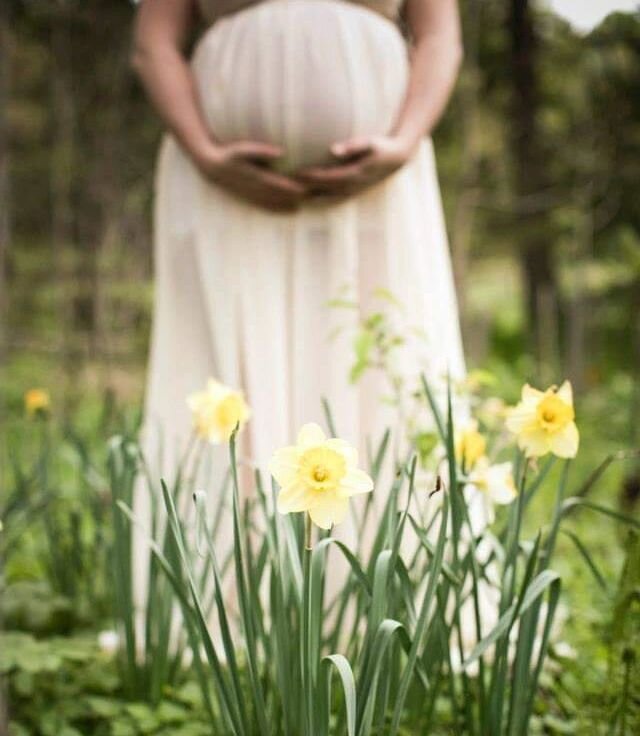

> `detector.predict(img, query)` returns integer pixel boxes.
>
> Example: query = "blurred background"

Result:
[1,1,639,732]
[1,0,639,437]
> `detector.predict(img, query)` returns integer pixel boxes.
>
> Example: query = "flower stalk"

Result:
[304,512,313,551]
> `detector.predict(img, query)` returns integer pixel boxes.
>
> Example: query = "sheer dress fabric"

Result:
[134,0,467,621]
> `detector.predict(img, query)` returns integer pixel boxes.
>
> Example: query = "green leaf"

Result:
[561,497,640,528]
[463,570,561,668]
[320,654,357,736]
[87,696,122,718]
[559,528,608,591]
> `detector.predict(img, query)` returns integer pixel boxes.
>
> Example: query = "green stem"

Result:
[302,512,314,735]
[305,512,313,551]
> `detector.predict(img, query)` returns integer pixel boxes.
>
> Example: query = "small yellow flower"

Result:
[269,423,373,530]
[24,388,51,418]
[187,379,251,444]
[455,419,487,470]
[506,381,579,459]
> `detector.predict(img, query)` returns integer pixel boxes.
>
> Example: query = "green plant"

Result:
[121,375,638,735]
[1,411,114,624]
[0,631,211,736]
[607,530,640,735]
[107,430,224,705]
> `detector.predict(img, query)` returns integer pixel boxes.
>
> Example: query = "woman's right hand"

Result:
[193,141,307,213]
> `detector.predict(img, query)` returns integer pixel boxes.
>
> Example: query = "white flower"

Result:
[98,630,120,655]
[465,457,517,531]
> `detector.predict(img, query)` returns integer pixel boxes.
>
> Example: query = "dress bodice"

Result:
[196,0,405,25]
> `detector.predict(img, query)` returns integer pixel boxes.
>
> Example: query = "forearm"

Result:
[131,0,218,167]
[391,0,463,152]
[132,45,215,165]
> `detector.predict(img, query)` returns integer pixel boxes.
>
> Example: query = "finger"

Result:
[257,168,308,195]
[230,140,285,161]
[330,137,374,160]
[296,163,362,184]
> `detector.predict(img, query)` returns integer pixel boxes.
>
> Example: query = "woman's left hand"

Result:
[296,134,416,201]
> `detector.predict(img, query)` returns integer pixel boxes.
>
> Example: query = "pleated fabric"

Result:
[134,0,467,620]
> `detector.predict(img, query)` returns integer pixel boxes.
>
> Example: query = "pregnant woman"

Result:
[133,0,466,470]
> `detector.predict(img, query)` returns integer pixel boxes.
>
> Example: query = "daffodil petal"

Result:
[326,438,358,466]
[297,423,326,449]
[463,487,490,536]
[505,405,536,434]
[556,380,573,406]
[518,428,550,458]
[490,485,517,505]
[522,384,545,403]
[482,492,496,526]
[338,468,374,497]
[549,422,579,459]
[488,464,517,504]
[268,446,299,487]
[206,379,229,401]
[277,484,315,514]
[308,495,349,530]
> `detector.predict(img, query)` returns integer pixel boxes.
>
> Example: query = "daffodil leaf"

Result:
[561,497,640,528]
[559,528,608,591]
[319,654,357,736]
[463,570,561,668]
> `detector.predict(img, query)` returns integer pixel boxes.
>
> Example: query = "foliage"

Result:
[1,409,118,624]
[107,433,196,704]
[0,631,211,736]
[115,375,638,736]
[2,3,640,733]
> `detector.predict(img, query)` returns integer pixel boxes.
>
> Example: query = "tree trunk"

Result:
[0,0,11,368]
[509,0,560,374]
[50,1,78,406]
[451,0,481,342]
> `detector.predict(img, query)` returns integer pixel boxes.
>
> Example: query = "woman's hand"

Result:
[296,135,415,201]
[195,141,307,212]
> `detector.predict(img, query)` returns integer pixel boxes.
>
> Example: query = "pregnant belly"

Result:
[192,0,409,172]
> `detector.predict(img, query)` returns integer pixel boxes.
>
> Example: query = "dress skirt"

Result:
[134,0,467,612]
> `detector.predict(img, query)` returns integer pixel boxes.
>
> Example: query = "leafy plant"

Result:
[0,632,211,736]
[120,374,638,735]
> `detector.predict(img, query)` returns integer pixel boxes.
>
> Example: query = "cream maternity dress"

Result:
[134,0,467,611]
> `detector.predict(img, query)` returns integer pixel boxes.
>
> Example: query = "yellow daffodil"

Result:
[187,378,251,444]
[506,381,579,459]
[269,423,373,530]
[24,388,51,418]
[466,457,517,527]
[455,419,487,470]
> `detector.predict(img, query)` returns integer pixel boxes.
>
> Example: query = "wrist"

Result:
[188,139,224,173]
[391,131,421,161]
